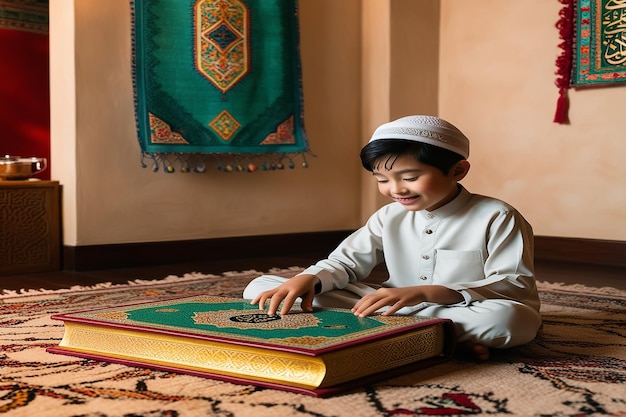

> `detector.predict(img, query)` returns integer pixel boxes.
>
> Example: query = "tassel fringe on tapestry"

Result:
[554,0,626,124]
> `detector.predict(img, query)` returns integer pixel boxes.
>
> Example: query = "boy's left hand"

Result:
[351,285,463,317]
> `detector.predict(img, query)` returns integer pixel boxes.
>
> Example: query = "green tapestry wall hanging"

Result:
[132,0,310,173]
[554,0,626,124]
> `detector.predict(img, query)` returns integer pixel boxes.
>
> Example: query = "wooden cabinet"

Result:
[0,181,61,274]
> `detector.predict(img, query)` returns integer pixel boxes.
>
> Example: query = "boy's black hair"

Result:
[360,139,465,175]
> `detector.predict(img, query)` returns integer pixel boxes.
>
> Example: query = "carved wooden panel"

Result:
[0,181,60,274]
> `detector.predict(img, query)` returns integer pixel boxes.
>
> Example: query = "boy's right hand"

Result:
[251,274,320,316]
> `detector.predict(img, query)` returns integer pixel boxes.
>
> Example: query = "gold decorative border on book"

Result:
[56,320,446,389]
[321,327,444,386]
[60,323,327,388]
[193,309,320,330]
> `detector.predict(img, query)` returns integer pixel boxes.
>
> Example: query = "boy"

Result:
[243,115,542,361]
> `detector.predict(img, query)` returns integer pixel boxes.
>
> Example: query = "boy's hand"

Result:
[251,274,320,316]
[351,285,463,317]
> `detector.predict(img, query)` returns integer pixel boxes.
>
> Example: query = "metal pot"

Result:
[0,155,48,180]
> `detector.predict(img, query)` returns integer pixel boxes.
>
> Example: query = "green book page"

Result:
[128,301,383,339]
[71,296,435,351]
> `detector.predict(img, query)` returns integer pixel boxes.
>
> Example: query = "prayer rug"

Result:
[2,268,625,416]
[554,0,626,123]
[131,0,309,173]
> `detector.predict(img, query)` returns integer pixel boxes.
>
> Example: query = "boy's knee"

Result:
[242,282,259,300]
[483,301,542,348]
[443,300,541,348]
[242,275,288,300]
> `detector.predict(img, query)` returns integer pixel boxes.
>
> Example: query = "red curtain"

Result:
[0,3,50,180]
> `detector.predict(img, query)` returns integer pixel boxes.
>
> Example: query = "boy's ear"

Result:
[452,160,470,179]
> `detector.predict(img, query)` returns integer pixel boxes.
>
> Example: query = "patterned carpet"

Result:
[1,267,625,416]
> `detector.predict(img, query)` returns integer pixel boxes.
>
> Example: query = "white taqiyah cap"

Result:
[369,115,469,158]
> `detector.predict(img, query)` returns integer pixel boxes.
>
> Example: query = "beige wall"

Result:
[51,0,365,246]
[50,0,625,247]
[440,0,625,240]
[360,0,440,216]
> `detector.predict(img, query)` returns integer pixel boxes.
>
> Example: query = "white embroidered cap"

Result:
[369,115,470,158]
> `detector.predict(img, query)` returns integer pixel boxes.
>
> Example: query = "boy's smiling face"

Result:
[372,154,470,212]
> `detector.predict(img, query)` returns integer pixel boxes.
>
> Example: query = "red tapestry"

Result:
[0,0,50,179]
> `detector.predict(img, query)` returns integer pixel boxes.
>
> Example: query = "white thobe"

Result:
[244,186,542,348]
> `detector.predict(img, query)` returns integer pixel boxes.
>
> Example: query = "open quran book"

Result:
[49,295,455,396]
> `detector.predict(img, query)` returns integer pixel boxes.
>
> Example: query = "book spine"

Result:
[57,322,328,389]
[319,323,446,387]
